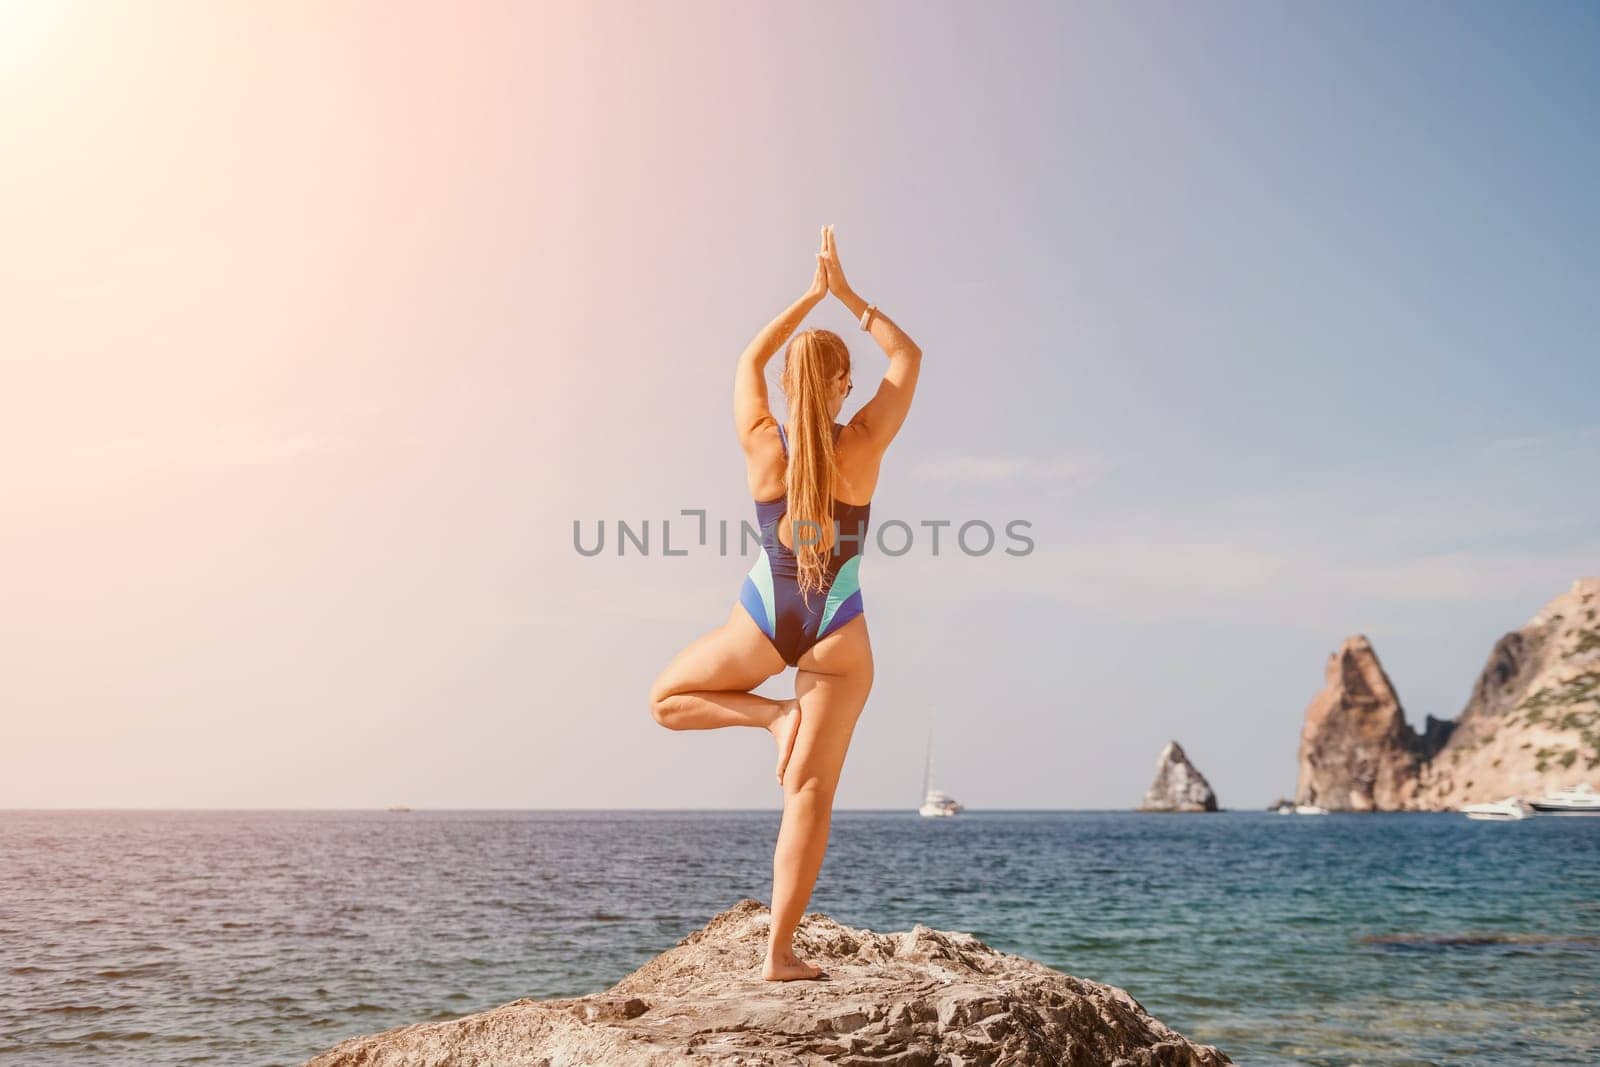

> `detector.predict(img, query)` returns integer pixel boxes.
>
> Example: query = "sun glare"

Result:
[0,0,66,71]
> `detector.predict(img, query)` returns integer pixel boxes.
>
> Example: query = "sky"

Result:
[2,1,1597,810]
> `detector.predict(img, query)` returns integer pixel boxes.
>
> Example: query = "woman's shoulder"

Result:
[742,415,787,500]
[832,421,881,506]
[834,418,884,463]
[740,413,784,458]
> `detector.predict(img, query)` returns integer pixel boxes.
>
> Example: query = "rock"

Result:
[1293,578,1600,811]
[1410,576,1600,808]
[1293,635,1442,811]
[303,899,1233,1066]
[1138,740,1219,812]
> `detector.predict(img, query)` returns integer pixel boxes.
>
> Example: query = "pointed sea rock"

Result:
[1138,740,1220,812]
[1293,634,1438,811]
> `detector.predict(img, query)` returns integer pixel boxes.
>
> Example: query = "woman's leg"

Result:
[649,603,802,783]
[764,615,874,981]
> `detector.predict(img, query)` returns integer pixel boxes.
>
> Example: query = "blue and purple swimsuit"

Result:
[737,422,870,666]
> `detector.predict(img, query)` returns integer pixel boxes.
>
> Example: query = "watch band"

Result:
[859,304,877,331]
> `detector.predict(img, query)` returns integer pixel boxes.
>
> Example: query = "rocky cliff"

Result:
[1139,740,1219,812]
[1293,635,1448,810]
[304,899,1232,1066]
[1295,577,1600,811]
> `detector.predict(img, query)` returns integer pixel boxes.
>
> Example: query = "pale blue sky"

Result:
[3,2,1596,808]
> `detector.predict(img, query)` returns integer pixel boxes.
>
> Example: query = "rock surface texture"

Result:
[304,899,1233,1066]
[1138,740,1220,812]
[1295,577,1600,811]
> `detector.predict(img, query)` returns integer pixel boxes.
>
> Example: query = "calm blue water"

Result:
[2,809,1597,1066]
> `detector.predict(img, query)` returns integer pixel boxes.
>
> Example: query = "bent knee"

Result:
[649,677,680,727]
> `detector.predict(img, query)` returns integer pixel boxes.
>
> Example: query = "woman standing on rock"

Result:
[650,224,922,982]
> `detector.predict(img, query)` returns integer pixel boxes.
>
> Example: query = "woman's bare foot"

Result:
[768,698,802,785]
[762,948,824,981]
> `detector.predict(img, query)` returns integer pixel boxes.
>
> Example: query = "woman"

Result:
[649,224,923,982]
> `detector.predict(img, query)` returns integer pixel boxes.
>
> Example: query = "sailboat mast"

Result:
[922,712,935,799]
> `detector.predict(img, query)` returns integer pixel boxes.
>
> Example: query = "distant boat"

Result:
[1269,798,1329,815]
[1461,796,1531,821]
[920,789,963,818]
[918,713,964,817]
[1529,783,1600,815]
[386,804,413,813]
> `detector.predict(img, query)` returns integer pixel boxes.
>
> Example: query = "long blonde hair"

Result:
[780,329,851,603]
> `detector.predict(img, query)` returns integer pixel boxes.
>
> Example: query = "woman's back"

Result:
[746,418,880,510]
[738,415,872,666]
[754,422,872,574]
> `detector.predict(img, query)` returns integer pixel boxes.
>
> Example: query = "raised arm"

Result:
[733,256,828,447]
[821,226,922,452]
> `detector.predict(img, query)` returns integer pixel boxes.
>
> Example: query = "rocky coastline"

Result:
[1294,577,1600,811]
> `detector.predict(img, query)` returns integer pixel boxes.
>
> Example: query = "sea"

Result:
[2,809,1597,1066]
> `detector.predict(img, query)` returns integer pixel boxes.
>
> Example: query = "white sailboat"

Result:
[918,713,964,817]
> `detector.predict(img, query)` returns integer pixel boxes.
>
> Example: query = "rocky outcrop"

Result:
[1138,740,1219,812]
[1409,577,1600,808]
[1293,635,1448,811]
[304,899,1232,1066]
[1294,578,1600,811]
